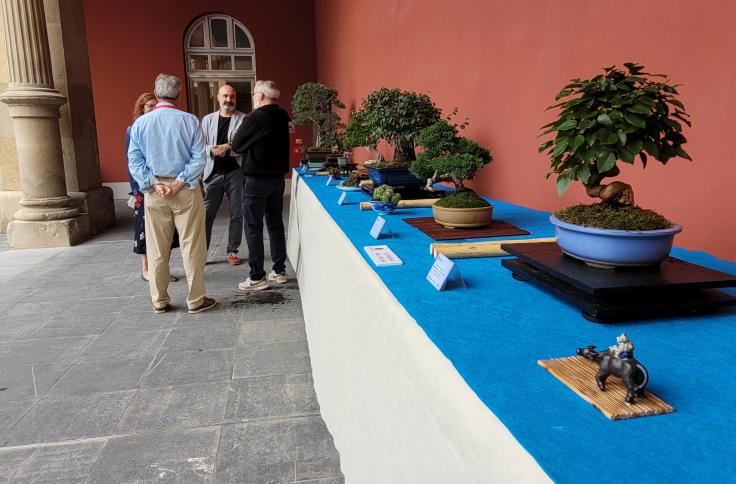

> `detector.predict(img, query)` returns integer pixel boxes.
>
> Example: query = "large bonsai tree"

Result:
[343,109,382,162]
[412,119,492,195]
[539,63,691,205]
[291,82,345,152]
[359,88,441,162]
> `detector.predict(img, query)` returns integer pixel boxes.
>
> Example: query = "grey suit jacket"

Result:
[201,109,247,182]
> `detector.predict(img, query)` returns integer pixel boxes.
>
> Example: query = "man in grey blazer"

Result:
[201,84,247,265]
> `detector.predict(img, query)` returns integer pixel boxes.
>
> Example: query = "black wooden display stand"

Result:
[501,242,736,323]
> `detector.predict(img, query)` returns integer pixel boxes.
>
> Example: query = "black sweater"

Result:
[231,104,291,177]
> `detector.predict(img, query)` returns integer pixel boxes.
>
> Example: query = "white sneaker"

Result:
[239,277,269,291]
[267,270,288,284]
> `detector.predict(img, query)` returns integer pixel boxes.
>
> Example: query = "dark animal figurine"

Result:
[576,341,649,404]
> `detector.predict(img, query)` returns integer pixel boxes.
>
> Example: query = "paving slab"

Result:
[78,330,168,360]
[47,355,155,395]
[161,323,240,352]
[2,390,135,446]
[239,317,307,345]
[0,362,70,403]
[215,417,342,484]
[233,340,312,379]
[139,349,235,388]
[0,337,91,367]
[115,381,229,434]
[87,427,220,483]
[224,374,319,421]
[9,440,106,484]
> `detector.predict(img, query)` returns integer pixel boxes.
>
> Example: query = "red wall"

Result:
[314,0,736,260]
[83,0,316,183]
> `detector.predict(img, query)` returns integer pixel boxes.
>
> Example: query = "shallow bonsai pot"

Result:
[432,205,493,228]
[549,215,683,268]
[370,201,397,215]
[365,164,423,187]
[304,150,332,162]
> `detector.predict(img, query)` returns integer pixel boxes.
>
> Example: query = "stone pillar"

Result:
[0,0,86,247]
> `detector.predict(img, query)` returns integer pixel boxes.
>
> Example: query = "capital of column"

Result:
[0,87,66,118]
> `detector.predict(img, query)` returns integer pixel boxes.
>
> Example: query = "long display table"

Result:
[286,171,736,484]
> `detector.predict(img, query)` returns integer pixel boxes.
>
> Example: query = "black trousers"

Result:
[242,176,286,280]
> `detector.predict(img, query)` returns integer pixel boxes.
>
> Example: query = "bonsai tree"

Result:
[343,109,382,162]
[291,82,345,152]
[412,119,492,207]
[539,63,691,227]
[359,88,441,163]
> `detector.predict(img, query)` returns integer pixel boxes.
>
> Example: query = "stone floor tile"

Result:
[239,317,307,345]
[2,390,135,446]
[115,381,229,434]
[0,448,34,482]
[10,440,106,484]
[0,399,34,434]
[238,287,305,322]
[224,374,319,421]
[0,337,92,366]
[0,362,70,403]
[4,301,75,319]
[160,324,240,352]
[47,355,155,395]
[103,312,181,333]
[139,349,235,388]
[79,330,168,360]
[23,315,116,339]
[233,340,312,379]
[57,296,135,317]
[87,427,219,483]
[175,301,243,326]
[215,417,342,484]
[0,318,48,342]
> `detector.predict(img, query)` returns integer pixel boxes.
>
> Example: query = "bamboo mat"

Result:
[403,217,529,241]
[538,356,675,420]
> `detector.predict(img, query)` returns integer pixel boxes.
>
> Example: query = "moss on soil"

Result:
[555,203,673,231]
[435,190,490,209]
[367,161,412,170]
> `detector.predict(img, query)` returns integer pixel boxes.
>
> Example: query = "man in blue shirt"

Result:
[128,73,216,314]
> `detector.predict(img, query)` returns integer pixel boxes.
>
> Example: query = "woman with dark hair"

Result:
[125,92,179,281]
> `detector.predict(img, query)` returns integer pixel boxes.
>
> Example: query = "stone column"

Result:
[0,0,85,247]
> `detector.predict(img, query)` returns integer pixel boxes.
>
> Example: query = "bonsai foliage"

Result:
[412,119,492,192]
[291,82,345,152]
[539,63,691,205]
[359,88,441,162]
[372,184,400,204]
[343,110,382,162]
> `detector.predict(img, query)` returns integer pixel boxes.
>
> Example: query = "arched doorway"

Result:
[184,15,256,118]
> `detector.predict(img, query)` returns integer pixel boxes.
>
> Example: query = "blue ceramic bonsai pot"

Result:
[370,201,397,215]
[549,215,682,268]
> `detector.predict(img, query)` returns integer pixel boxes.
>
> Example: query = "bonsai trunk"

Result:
[584,165,635,206]
[365,145,383,163]
[423,172,465,192]
[393,139,416,162]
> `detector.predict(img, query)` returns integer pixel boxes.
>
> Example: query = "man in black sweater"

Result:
[230,80,291,290]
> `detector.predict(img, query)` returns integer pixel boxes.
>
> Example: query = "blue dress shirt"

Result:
[127,103,206,192]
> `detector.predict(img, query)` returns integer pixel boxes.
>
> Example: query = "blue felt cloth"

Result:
[297,172,736,483]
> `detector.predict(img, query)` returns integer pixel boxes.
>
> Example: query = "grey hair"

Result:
[154,73,182,101]
[255,80,279,100]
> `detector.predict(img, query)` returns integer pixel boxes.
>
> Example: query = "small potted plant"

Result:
[370,184,401,215]
[411,119,493,227]
[291,82,345,169]
[355,88,441,187]
[539,63,691,267]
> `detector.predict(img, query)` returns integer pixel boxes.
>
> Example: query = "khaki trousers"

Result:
[144,186,207,310]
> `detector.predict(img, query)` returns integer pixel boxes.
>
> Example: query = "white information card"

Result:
[426,253,466,291]
[364,245,403,266]
[369,216,393,239]
[337,192,348,205]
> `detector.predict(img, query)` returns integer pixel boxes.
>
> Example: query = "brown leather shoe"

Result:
[188,297,217,314]
[153,304,171,314]
[227,253,242,266]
